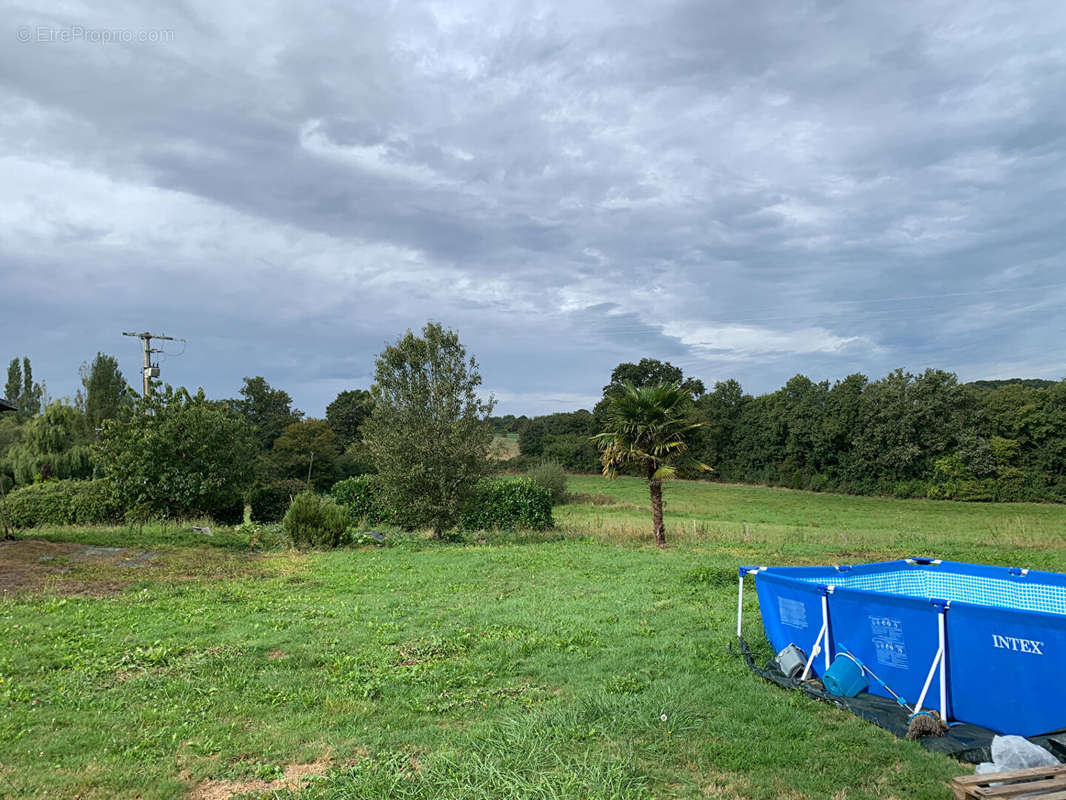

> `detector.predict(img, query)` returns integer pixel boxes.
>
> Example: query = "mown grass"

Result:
[3,479,1066,799]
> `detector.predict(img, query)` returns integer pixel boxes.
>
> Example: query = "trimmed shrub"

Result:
[526,461,567,505]
[460,478,553,531]
[282,491,350,548]
[250,479,308,523]
[1,479,123,528]
[330,475,389,524]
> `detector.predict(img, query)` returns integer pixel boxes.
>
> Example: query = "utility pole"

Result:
[122,331,185,398]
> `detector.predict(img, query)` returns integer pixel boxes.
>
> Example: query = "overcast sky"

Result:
[2,1,1065,416]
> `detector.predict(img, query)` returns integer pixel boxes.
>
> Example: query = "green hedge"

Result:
[0,479,124,528]
[249,479,308,523]
[459,478,554,531]
[330,475,389,524]
[329,475,554,532]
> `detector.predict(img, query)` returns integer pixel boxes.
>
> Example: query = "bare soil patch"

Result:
[0,539,125,595]
[187,760,332,800]
[0,538,304,597]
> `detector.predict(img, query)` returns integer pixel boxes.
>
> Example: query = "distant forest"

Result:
[493,361,1066,503]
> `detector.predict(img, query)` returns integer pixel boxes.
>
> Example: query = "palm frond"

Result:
[592,382,710,479]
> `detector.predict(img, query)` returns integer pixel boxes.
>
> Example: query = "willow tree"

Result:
[8,402,93,485]
[593,383,709,547]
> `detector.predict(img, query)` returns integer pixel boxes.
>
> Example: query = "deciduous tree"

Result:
[325,389,374,447]
[234,376,303,452]
[362,322,495,537]
[96,386,257,521]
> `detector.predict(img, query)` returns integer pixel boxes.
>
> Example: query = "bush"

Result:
[330,475,389,524]
[282,491,350,548]
[250,479,308,523]
[95,386,256,521]
[526,461,567,505]
[892,479,928,499]
[210,497,246,525]
[460,478,553,531]
[0,479,123,528]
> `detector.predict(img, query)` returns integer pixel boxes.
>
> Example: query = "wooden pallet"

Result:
[953,764,1066,799]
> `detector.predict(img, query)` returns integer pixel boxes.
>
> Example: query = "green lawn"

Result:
[3,479,1066,798]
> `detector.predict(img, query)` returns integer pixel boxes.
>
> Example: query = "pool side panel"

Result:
[947,602,1066,737]
[753,573,827,672]
[826,588,942,707]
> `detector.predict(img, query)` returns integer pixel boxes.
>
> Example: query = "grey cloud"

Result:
[2,0,1066,415]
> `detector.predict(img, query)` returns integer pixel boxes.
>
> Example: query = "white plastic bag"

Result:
[978,735,1060,773]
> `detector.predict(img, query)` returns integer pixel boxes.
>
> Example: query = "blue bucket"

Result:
[823,653,868,697]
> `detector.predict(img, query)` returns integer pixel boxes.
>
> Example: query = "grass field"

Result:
[3,477,1066,799]
[489,434,521,460]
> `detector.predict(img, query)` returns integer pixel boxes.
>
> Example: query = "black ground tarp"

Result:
[735,636,1066,764]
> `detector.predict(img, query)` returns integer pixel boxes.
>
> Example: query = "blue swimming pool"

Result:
[738,558,1066,737]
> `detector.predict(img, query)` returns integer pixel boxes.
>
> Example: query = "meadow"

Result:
[3,477,1066,799]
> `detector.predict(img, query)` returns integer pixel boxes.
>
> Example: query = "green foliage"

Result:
[595,384,708,482]
[5,356,44,419]
[339,439,376,478]
[7,402,94,485]
[249,479,309,523]
[526,461,568,504]
[542,433,601,472]
[596,358,705,420]
[487,414,528,434]
[79,352,132,428]
[4,358,20,408]
[233,376,303,452]
[95,385,257,521]
[269,419,342,490]
[686,369,1066,503]
[330,475,389,524]
[282,490,350,548]
[325,389,374,447]
[332,475,554,531]
[0,414,23,492]
[0,479,123,527]
[518,411,599,459]
[459,477,554,531]
[362,322,495,537]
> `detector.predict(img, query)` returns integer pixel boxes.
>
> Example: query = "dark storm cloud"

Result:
[2,0,1065,414]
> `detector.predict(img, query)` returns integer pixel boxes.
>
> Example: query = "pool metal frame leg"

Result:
[801,585,834,680]
[736,567,765,639]
[913,600,950,721]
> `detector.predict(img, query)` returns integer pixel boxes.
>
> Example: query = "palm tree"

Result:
[592,383,710,547]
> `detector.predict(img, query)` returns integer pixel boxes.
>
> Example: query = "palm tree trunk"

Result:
[648,476,666,547]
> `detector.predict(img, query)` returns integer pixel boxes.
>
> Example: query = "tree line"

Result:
[508,360,1066,502]
[4,348,1064,512]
